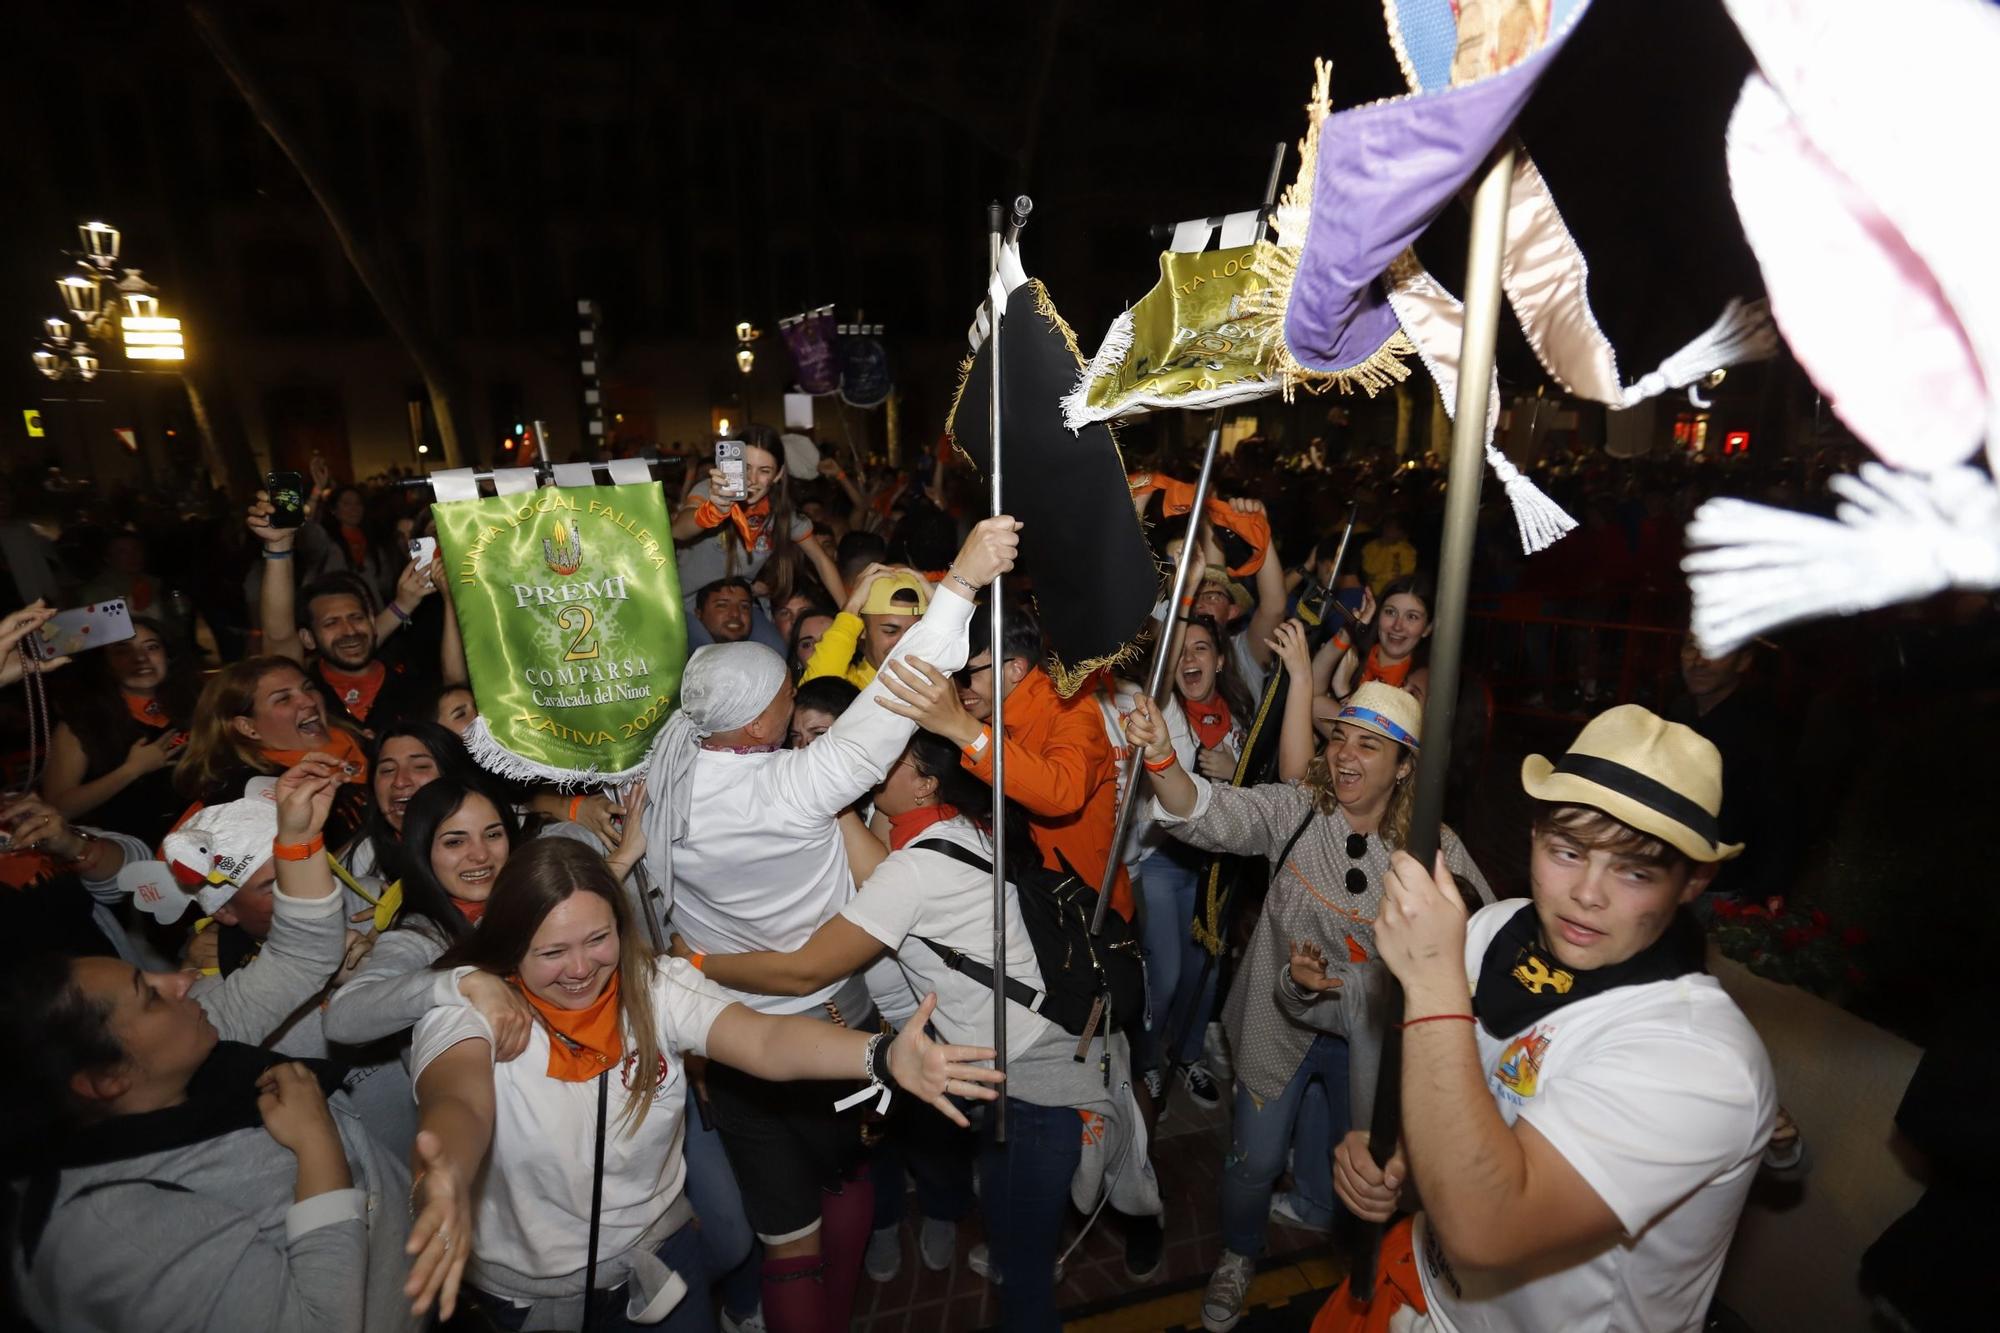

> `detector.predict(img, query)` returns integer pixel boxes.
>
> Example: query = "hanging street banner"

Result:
[434,482,686,785]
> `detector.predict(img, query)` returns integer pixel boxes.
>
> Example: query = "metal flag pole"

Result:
[1087,142,1286,940]
[988,193,1031,1143]
[1351,140,1516,1304]
[1088,408,1226,938]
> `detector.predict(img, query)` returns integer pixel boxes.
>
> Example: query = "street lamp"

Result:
[31,223,186,379]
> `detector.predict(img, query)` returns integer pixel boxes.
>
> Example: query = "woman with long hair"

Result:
[402,836,999,1331]
[323,778,538,1057]
[44,616,202,846]
[672,424,847,628]
[666,731,1141,1330]
[1328,571,1434,702]
[176,656,372,850]
[1123,680,1491,1333]
[340,720,484,916]
[319,483,397,605]
[1133,614,1252,1110]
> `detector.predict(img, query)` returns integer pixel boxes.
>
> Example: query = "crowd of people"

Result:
[0,420,1813,1333]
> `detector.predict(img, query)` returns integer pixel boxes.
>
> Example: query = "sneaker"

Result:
[720,1308,767,1333]
[1204,1022,1234,1081]
[864,1223,902,1283]
[968,1241,1064,1286]
[1269,1191,1333,1234]
[1200,1250,1257,1332]
[918,1216,957,1272]
[1124,1216,1166,1282]
[1143,1067,1166,1102]
[1178,1062,1221,1108]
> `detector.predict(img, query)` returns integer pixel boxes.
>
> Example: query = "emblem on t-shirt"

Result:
[620,1049,669,1095]
[1493,1027,1552,1103]
[343,687,361,705]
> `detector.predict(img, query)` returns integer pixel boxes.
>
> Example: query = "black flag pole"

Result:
[988,194,1032,1143]
[1350,141,1515,1303]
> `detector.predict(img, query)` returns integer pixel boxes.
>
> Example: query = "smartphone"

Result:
[266,470,307,528]
[33,599,136,660]
[409,536,438,587]
[1336,586,1369,617]
[715,439,746,501]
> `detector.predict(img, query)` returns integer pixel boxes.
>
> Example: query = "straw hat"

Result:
[1333,681,1422,752]
[1521,704,1742,863]
[860,571,931,617]
[1197,564,1254,613]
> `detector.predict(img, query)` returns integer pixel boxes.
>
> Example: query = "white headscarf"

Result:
[636,642,789,924]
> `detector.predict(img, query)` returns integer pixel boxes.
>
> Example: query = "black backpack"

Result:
[910,838,1146,1048]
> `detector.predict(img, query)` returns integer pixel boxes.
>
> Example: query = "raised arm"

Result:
[779,518,1019,819]
[1269,619,1321,785]
[249,492,306,663]
[1242,514,1287,670]
[800,533,848,604]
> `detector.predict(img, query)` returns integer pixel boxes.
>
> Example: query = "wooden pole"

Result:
[1352,140,1515,1303]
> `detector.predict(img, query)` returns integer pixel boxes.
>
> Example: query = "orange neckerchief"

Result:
[1127,472,1272,576]
[261,726,370,783]
[453,896,488,925]
[888,803,960,851]
[319,661,388,722]
[1360,644,1414,689]
[124,692,167,729]
[516,972,623,1081]
[728,497,772,548]
[339,523,369,570]
[1186,692,1234,750]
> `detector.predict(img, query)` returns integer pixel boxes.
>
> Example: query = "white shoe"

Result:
[864,1223,902,1283]
[1201,1250,1257,1332]
[968,1241,1064,1286]
[1204,1022,1234,1081]
[720,1308,767,1333]
[1177,1062,1222,1108]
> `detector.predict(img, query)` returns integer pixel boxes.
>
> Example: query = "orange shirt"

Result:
[961,668,1133,920]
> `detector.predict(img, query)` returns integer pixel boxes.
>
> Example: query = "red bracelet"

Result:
[272,834,325,862]
[1402,1013,1475,1029]
[1143,752,1178,773]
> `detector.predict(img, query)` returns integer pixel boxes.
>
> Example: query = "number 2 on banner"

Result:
[558,605,600,662]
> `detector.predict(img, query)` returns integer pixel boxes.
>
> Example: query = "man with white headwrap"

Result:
[629,516,1019,1302]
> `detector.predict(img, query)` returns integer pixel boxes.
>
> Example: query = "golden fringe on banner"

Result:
[1239,57,1418,401]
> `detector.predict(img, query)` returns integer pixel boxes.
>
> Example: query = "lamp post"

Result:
[32,222,187,380]
[733,320,760,428]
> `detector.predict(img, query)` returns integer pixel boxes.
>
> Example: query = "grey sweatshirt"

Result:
[13,881,423,1333]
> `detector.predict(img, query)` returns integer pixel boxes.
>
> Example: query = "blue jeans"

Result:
[978,1098,1083,1332]
[469,1222,715,1332]
[681,1082,761,1320]
[1137,847,1218,1071]
[1220,1034,1351,1257]
[871,1093,977,1230]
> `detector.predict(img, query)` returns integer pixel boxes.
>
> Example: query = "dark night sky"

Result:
[2,1,1762,423]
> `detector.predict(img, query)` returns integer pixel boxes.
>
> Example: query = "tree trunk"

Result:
[186,1,466,467]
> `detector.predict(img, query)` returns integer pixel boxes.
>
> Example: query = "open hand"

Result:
[1288,940,1343,993]
[458,970,537,1062]
[404,1130,475,1319]
[884,993,1005,1128]
[874,657,978,746]
[0,602,69,685]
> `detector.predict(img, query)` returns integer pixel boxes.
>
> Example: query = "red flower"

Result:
[1844,966,1867,987]
[1780,927,1808,952]
[1841,926,1867,947]
[1810,908,1830,929]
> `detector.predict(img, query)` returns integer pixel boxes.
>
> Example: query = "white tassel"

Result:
[460,715,653,790]
[1484,443,1579,554]
[1618,298,1781,407]
[1062,308,1136,432]
[1683,463,2000,656]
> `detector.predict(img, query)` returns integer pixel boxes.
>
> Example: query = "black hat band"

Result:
[1551,753,1720,850]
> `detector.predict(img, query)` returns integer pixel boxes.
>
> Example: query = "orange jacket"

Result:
[961,667,1134,920]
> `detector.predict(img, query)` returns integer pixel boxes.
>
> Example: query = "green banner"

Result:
[434,483,685,784]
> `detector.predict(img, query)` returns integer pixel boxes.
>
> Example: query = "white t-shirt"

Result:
[410,958,736,1282]
[1417,900,1775,1333]
[838,815,1052,1061]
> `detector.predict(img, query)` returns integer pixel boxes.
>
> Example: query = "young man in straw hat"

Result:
[1311,704,1775,1333]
